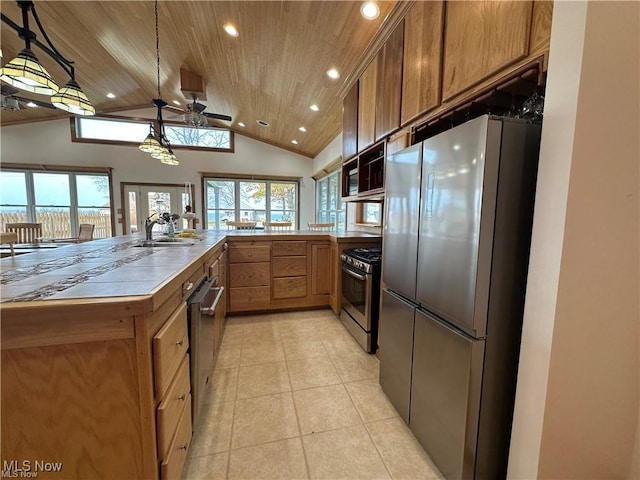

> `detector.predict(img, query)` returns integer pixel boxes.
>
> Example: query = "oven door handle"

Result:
[200,286,225,315]
[342,265,367,281]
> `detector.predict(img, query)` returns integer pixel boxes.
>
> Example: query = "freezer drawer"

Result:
[378,289,416,423]
[410,309,484,480]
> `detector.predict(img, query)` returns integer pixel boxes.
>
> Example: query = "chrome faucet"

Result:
[144,215,159,241]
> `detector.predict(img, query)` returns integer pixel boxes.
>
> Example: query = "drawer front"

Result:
[272,256,307,277]
[273,276,307,299]
[272,241,306,257]
[182,268,205,299]
[157,355,191,460]
[229,246,271,263]
[228,240,271,248]
[154,303,189,399]
[160,395,192,480]
[229,286,271,311]
[229,262,271,287]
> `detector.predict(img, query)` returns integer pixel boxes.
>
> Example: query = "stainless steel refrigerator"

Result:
[379,115,541,479]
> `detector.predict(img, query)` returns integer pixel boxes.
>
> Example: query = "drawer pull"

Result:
[180,444,188,450]
[184,281,194,292]
[177,394,186,401]
[176,340,183,346]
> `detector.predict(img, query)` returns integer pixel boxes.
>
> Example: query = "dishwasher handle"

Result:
[200,285,225,315]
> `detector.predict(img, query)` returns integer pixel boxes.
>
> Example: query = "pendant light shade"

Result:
[0,48,59,95]
[51,79,95,116]
[139,133,163,154]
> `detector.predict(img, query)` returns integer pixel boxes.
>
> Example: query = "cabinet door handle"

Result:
[180,444,187,450]
[177,394,186,401]
[176,340,183,346]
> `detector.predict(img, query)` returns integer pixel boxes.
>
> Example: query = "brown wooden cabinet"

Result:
[342,82,359,162]
[272,241,307,300]
[228,241,271,312]
[358,58,378,151]
[310,242,331,296]
[401,1,444,125]
[375,20,405,141]
[442,0,533,101]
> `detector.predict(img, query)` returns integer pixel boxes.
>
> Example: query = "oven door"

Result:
[341,262,372,330]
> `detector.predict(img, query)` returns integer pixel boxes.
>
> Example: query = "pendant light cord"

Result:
[155,0,161,99]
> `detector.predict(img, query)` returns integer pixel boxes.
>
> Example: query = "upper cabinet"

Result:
[358,59,378,152]
[375,20,405,142]
[401,1,444,125]
[442,1,533,101]
[342,82,359,162]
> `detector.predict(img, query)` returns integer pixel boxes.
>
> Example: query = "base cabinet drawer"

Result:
[160,395,192,480]
[273,276,307,299]
[229,262,271,287]
[272,256,307,277]
[154,303,189,399]
[229,286,271,311]
[157,355,191,459]
[229,246,271,263]
[272,241,306,256]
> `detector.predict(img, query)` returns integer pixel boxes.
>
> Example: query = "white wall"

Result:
[0,118,315,235]
[509,1,639,478]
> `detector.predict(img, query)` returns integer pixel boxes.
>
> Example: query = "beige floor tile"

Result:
[279,323,322,343]
[332,351,380,382]
[287,355,342,391]
[366,417,444,480]
[220,327,243,347]
[322,333,362,356]
[189,400,235,457]
[236,361,291,399]
[243,326,280,346]
[239,341,285,366]
[182,452,228,480]
[228,438,308,480]
[302,425,391,480]
[202,367,238,405]
[282,338,327,360]
[344,379,399,423]
[215,344,241,369]
[293,384,362,435]
[231,392,299,449]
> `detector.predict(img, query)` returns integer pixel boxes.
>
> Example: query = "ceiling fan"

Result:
[0,85,56,111]
[167,93,232,127]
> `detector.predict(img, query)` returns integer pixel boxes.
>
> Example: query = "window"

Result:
[356,202,382,226]
[0,168,112,239]
[315,170,345,229]
[204,176,298,229]
[73,115,233,152]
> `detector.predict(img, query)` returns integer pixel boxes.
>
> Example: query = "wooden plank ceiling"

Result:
[0,1,396,158]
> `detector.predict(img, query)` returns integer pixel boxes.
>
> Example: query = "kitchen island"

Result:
[0,230,380,480]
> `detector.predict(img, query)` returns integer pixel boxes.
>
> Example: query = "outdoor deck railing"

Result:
[0,212,111,240]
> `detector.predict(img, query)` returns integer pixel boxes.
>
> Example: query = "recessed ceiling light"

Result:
[26,102,37,108]
[326,69,340,80]
[298,126,306,132]
[224,23,239,37]
[238,122,245,127]
[360,2,380,20]
[310,104,319,112]
[106,92,116,99]
[291,140,298,145]
[172,100,181,106]
[257,119,270,127]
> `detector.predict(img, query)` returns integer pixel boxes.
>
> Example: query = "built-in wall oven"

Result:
[187,276,225,427]
[340,248,382,353]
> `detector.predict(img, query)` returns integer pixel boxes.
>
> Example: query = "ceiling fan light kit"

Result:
[0,1,95,115]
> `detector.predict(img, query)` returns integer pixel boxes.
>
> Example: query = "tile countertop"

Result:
[0,230,380,303]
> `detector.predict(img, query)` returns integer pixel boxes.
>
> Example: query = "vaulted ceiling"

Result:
[0,1,398,158]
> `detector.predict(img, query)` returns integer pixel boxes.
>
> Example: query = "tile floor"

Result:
[182,308,443,480]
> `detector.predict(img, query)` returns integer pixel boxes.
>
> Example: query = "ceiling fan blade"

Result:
[1,84,20,96]
[203,112,232,122]
[16,96,57,110]
[164,105,185,115]
[192,101,206,113]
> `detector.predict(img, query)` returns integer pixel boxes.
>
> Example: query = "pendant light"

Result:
[138,0,179,165]
[0,1,94,115]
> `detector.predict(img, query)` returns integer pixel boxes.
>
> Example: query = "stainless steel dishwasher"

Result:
[187,276,225,427]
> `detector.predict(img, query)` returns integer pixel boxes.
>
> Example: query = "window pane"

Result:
[165,126,231,149]
[36,207,72,238]
[270,183,296,210]
[206,180,235,209]
[78,207,111,239]
[34,173,70,205]
[77,117,149,142]
[0,206,27,232]
[77,174,110,207]
[363,203,381,224]
[0,171,27,204]
[128,192,138,233]
[239,182,266,209]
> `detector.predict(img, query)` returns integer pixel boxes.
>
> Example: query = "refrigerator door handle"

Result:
[342,265,367,281]
[425,172,435,219]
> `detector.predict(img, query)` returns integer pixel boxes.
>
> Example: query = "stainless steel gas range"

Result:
[340,247,382,353]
